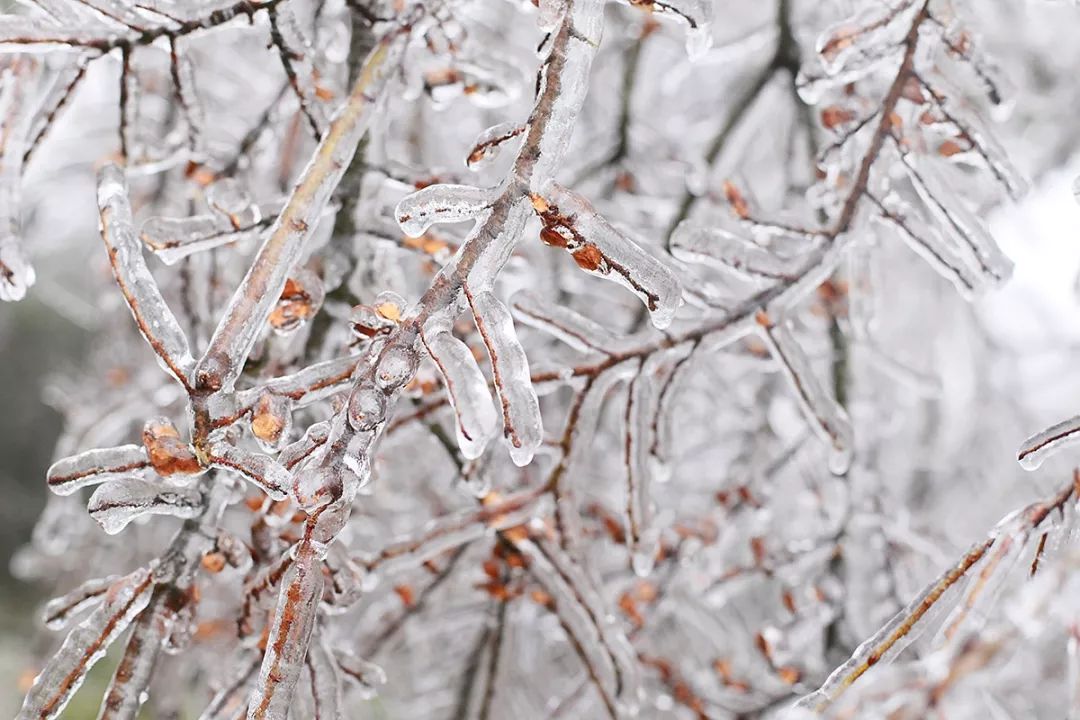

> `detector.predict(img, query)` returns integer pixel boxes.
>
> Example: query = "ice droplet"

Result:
[347,384,387,432]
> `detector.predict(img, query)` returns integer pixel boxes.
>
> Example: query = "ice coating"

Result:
[394,183,494,237]
[422,316,499,459]
[88,478,203,534]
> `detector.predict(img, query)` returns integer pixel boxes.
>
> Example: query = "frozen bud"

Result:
[349,295,403,340]
[292,465,343,509]
[375,345,419,391]
[142,418,203,478]
[268,268,325,335]
[206,178,259,229]
[347,385,387,432]
[194,350,230,393]
[250,392,294,452]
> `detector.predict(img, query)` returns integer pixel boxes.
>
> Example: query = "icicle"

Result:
[140,214,264,265]
[466,122,525,171]
[41,575,121,630]
[334,650,386,700]
[46,444,149,496]
[422,315,498,459]
[621,0,712,58]
[536,184,682,328]
[758,318,853,475]
[1018,416,1080,471]
[510,290,620,354]
[207,442,290,501]
[88,478,203,534]
[18,567,155,720]
[625,357,661,577]
[394,183,493,237]
[97,164,195,385]
[247,538,327,720]
[669,221,809,282]
[306,634,343,720]
[467,289,542,466]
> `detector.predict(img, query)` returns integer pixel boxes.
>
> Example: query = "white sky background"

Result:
[981,157,1080,437]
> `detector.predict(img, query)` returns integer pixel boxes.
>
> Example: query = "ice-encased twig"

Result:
[758,317,853,475]
[23,54,90,166]
[1018,414,1080,470]
[866,191,982,299]
[41,575,121,630]
[669,221,811,282]
[97,585,180,720]
[18,566,155,720]
[515,535,641,718]
[46,444,150,495]
[140,212,270,266]
[466,121,525,171]
[536,183,682,329]
[0,61,35,302]
[236,354,363,410]
[197,31,403,393]
[199,651,260,720]
[395,183,494,237]
[305,632,343,720]
[362,487,545,581]
[306,0,608,495]
[97,164,196,387]
[510,290,620,354]
[793,537,992,713]
[916,72,1027,200]
[624,356,661,576]
[87,477,203,534]
[466,288,543,466]
[247,536,326,720]
[206,442,290,501]
[894,145,1013,286]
